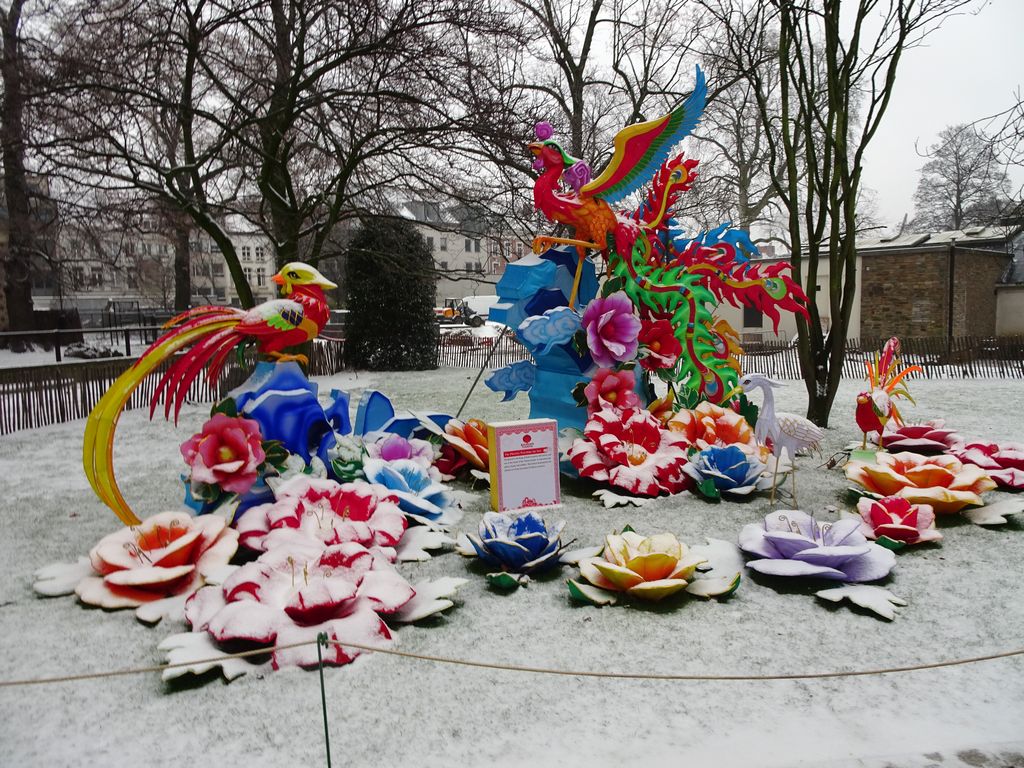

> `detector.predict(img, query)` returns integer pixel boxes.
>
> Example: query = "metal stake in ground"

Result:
[317,632,333,768]
[455,326,510,420]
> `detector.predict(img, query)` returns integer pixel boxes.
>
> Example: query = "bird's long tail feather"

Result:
[83,318,239,526]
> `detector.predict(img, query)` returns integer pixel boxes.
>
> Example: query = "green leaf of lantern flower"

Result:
[736,393,759,429]
[571,329,588,356]
[696,478,721,501]
[875,535,906,552]
[601,275,625,298]
[486,572,526,591]
[566,579,619,606]
[261,440,290,471]
[621,524,636,534]
[571,381,589,408]
[210,397,238,419]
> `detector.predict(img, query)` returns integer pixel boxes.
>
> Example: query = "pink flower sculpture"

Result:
[638,319,682,371]
[667,401,758,453]
[180,413,266,495]
[365,433,437,473]
[435,442,470,480]
[236,476,407,555]
[185,543,414,669]
[581,292,641,368]
[76,511,239,609]
[855,496,942,548]
[845,451,996,514]
[583,367,641,414]
[567,407,691,496]
[951,441,1024,490]
[880,420,961,454]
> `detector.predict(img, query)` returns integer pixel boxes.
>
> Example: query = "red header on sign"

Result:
[503,447,547,458]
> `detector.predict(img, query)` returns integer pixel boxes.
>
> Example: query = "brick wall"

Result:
[859,247,1010,338]
[953,249,1010,336]
[860,250,949,337]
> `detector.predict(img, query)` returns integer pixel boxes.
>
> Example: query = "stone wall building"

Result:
[858,228,1016,338]
[718,225,1022,342]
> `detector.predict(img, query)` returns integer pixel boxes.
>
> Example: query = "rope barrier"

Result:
[1,637,1022,689]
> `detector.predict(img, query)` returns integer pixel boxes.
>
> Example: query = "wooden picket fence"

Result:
[3,333,1022,436]
[0,339,347,436]
[435,329,531,369]
[738,336,1024,380]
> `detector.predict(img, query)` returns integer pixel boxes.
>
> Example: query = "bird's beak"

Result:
[723,385,743,401]
[528,142,542,156]
[271,273,286,286]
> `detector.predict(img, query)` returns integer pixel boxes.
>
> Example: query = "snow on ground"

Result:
[1,370,1023,768]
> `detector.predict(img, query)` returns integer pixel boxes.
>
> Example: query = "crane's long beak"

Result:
[723,385,743,401]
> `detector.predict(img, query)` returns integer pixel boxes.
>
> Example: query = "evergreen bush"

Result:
[344,216,438,370]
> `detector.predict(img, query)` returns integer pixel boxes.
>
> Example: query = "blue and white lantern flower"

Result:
[684,445,772,500]
[466,511,569,578]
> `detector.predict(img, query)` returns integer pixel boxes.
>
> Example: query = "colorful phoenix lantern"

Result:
[855,337,921,450]
[83,262,337,526]
[525,66,808,404]
[490,67,809,430]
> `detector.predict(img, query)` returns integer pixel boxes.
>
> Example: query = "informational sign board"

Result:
[487,419,561,513]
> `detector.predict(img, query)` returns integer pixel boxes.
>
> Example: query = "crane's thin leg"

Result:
[791,461,798,509]
[769,455,779,506]
[861,433,867,451]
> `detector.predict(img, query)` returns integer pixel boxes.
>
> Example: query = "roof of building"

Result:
[858,225,1022,252]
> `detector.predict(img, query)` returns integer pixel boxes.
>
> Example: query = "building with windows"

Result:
[33,217,277,319]
[397,200,526,302]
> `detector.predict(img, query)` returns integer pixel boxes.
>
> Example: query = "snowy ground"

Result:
[1,370,1023,768]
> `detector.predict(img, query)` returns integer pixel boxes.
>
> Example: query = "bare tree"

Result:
[913,123,1013,231]
[1,0,44,333]
[708,0,976,427]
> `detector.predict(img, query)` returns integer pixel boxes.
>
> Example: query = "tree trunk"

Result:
[172,217,191,311]
[1,0,34,334]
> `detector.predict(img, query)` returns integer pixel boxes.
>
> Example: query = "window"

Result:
[474,239,481,253]
[255,246,266,262]
[427,236,435,250]
[743,306,763,328]
[244,266,253,283]
[440,237,448,252]
[464,238,472,251]
[474,261,483,273]
[212,263,224,277]
[465,261,473,271]
[256,267,266,287]
[439,260,448,270]
[241,245,252,262]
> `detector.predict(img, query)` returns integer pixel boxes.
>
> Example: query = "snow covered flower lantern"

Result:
[568,530,728,603]
[567,407,690,497]
[460,511,568,588]
[180,413,266,496]
[845,451,995,514]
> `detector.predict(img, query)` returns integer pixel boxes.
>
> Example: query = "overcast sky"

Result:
[860,0,1023,231]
